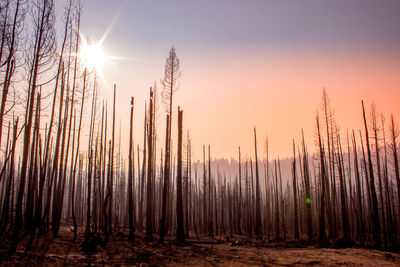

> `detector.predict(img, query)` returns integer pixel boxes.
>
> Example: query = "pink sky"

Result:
[95,47,400,161]
[61,0,400,161]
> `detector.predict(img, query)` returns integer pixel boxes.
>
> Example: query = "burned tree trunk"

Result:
[128,97,135,241]
[254,128,262,238]
[10,0,56,253]
[302,131,313,242]
[159,115,170,242]
[292,140,300,240]
[362,100,381,248]
[316,115,328,246]
[238,146,242,235]
[389,115,400,222]
[146,88,154,239]
[352,130,365,245]
[176,107,184,242]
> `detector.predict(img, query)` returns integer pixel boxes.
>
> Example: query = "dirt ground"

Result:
[0,227,399,266]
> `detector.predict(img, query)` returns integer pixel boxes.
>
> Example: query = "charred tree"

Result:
[176,107,184,242]
[128,97,135,241]
[159,115,170,242]
[254,128,262,238]
[146,88,154,239]
[292,140,300,240]
[316,115,328,246]
[362,100,381,248]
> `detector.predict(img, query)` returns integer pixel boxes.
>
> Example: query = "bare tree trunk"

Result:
[292,140,300,240]
[352,130,365,245]
[10,0,55,253]
[109,85,116,235]
[362,100,381,248]
[203,145,206,234]
[176,107,184,242]
[85,83,98,236]
[302,131,313,242]
[316,115,328,246]
[128,97,135,241]
[381,118,395,246]
[371,106,386,247]
[274,160,280,240]
[71,68,87,240]
[208,145,213,237]
[159,115,170,242]
[254,128,262,238]
[238,146,242,235]
[139,105,147,233]
[389,115,400,226]
[146,88,154,239]
[0,118,18,232]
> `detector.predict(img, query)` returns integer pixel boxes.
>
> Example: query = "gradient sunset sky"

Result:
[56,0,400,160]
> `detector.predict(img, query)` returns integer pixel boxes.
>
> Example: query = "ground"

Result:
[0,227,399,266]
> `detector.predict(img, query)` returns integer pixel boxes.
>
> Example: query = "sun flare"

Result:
[80,43,107,70]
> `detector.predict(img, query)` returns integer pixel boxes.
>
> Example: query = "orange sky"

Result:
[93,47,400,161]
[66,0,400,161]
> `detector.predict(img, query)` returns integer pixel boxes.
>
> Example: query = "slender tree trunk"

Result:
[362,100,381,248]
[316,115,328,246]
[292,140,300,240]
[208,145,213,237]
[203,145,206,234]
[128,97,135,241]
[176,107,184,242]
[390,115,400,226]
[274,160,280,239]
[302,131,313,242]
[146,88,154,239]
[238,146,242,235]
[352,130,365,245]
[254,128,262,238]
[109,85,116,235]
[159,115,170,242]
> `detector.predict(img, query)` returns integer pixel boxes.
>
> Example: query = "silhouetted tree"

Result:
[176,107,184,242]
[362,100,381,248]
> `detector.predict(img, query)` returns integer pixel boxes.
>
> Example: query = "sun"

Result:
[80,42,107,71]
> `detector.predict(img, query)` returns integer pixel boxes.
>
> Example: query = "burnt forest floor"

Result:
[0,227,399,266]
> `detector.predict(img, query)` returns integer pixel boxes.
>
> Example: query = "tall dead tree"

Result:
[352,130,365,245]
[85,80,98,236]
[159,115,170,242]
[146,88,154,239]
[71,68,87,240]
[371,105,387,246]
[109,85,116,235]
[160,47,180,235]
[254,128,262,238]
[316,114,328,246]
[128,97,135,241]
[203,145,207,233]
[389,115,400,221]
[238,146,242,234]
[302,130,313,242]
[176,107,184,242]
[208,145,213,236]
[362,100,381,248]
[264,137,271,239]
[10,0,56,253]
[292,140,299,239]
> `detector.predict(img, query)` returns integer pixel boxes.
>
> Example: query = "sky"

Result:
[55,0,400,161]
